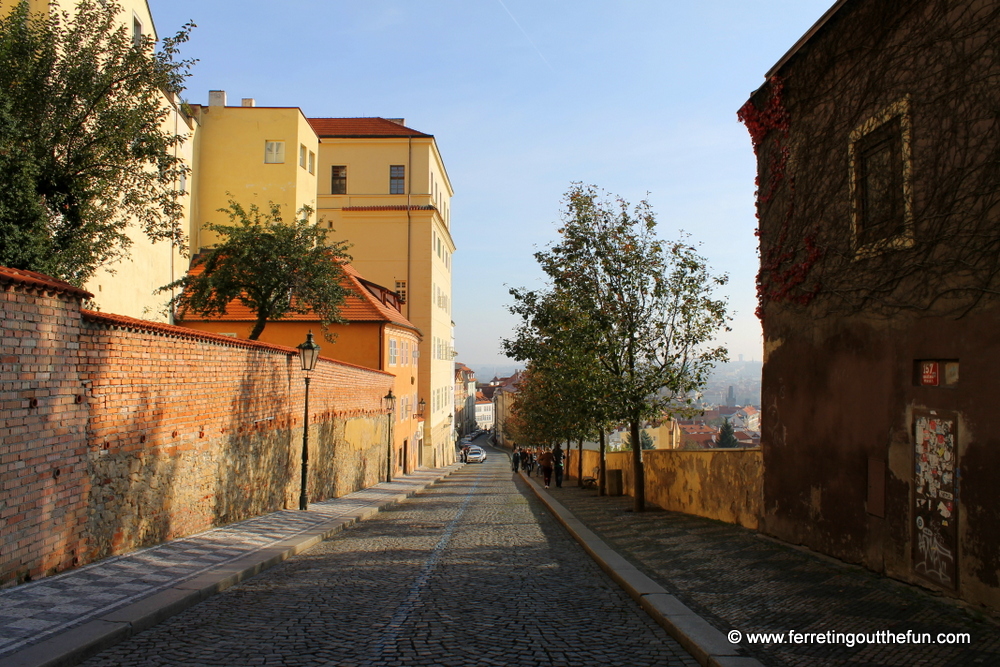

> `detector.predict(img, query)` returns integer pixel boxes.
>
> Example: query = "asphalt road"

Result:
[79,441,698,667]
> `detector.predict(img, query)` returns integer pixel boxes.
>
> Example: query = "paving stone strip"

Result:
[539,480,1000,667]
[0,465,462,667]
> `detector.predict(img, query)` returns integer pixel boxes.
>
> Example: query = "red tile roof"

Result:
[175,260,419,333]
[0,266,93,299]
[307,117,431,138]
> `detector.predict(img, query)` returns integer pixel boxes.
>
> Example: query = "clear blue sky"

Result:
[148,0,835,366]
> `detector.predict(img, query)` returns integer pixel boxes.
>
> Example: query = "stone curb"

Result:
[518,471,764,667]
[4,464,465,667]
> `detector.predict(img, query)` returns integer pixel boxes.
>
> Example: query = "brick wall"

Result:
[1,269,394,586]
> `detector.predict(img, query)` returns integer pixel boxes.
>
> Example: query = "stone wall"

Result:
[1,268,394,586]
[565,447,762,529]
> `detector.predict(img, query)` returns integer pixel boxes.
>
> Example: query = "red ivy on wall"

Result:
[738,76,821,321]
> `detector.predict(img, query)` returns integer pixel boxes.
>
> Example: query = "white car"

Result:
[466,447,487,463]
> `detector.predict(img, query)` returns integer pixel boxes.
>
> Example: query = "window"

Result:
[849,97,913,255]
[308,151,316,175]
[132,16,143,48]
[299,144,307,169]
[331,166,347,194]
[394,280,407,303]
[179,172,187,195]
[390,165,405,194]
[264,141,285,164]
[389,339,398,366]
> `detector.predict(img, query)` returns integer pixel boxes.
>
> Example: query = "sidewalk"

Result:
[0,464,463,667]
[528,474,1000,667]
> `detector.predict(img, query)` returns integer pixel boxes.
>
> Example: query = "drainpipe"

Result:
[379,322,385,371]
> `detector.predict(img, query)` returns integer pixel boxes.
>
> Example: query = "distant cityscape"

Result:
[471,360,762,409]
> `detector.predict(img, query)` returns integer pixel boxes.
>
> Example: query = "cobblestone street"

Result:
[544,479,1000,667]
[78,451,698,667]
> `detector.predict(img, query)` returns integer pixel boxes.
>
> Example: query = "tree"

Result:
[504,286,615,488]
[717,418,738,448]
[620,430,655,451]
[160,200,352,341]
[0,0,193,284]
[516,184,730,511]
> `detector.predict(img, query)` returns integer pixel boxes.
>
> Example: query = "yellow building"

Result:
[309,117,456,467]
[187,94,319,251]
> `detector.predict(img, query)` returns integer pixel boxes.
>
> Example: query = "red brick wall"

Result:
[1,275,394,586]
[1,282,90,584]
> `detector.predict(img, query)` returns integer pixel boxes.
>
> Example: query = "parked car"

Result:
[466,447,487,463]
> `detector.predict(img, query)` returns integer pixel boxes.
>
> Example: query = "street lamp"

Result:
[417,398,426,416]
[297,331,321,511]
[383,389,396,482]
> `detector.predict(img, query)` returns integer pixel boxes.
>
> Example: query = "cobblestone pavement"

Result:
[79,450,699,667]
[0,468,455,660]
[546,483,1000,667]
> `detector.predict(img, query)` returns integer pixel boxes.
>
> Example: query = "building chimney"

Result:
[208,90,227,107]
[241,98,256,107]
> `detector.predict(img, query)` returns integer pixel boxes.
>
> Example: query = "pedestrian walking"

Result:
[537,448,555,489]
[524,450,535,476]
[553,444,564,488]
[511,448,521,472]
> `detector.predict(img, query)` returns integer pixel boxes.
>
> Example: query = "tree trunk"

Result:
[631,418,645,512]
[577,437,583,487]
[598,430,607,496]
[248,316,268,341]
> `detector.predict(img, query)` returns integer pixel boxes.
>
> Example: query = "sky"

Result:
[147,0,835,367]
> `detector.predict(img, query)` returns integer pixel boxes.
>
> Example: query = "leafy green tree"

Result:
[0,0,193,284]
[504,287,615,487]
[161,200,352,341]
[515,184,729,511]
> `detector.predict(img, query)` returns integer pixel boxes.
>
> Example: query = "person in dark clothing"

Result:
[537,448,554,489]
[511,448,521,472]
[524,450,535,476]
[552,444,564,488]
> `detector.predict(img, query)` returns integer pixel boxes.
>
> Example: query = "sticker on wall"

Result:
[912,410,958,589]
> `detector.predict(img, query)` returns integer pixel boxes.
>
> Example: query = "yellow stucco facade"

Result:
[312,121,456,466]
[188,99,319,250]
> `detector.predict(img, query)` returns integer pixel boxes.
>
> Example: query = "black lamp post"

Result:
[297,331,321,510]
[383,389,396,482]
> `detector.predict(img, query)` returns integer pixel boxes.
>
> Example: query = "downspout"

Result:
[379,322,385,371]
[406,136,412,321]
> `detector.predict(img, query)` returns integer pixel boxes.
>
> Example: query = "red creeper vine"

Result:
[738,76,822,320]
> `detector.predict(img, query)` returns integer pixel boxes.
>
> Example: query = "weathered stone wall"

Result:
[1,272,394,586]
[565,447,762,529]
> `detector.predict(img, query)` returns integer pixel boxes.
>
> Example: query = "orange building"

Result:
[176,262,423,476]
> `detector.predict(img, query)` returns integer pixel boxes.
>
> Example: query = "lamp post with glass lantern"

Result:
[383,390,396,482]
[297,332,320,511]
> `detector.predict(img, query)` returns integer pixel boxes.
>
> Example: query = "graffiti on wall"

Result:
[912,411,958,588]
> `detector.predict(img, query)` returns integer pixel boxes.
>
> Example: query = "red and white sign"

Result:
[921,361,939,386]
